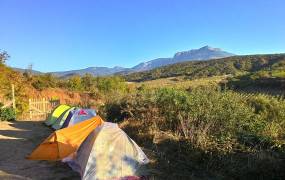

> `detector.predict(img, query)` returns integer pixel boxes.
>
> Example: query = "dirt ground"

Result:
[0,120,80,180]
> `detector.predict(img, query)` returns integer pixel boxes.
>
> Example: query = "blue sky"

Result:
[1,0,284,72]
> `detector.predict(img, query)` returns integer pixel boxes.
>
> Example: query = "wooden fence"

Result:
[28,98,60,120]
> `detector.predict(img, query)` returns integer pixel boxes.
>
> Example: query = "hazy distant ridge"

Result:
[13,46,235,77]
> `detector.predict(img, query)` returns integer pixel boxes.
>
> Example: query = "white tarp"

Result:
[63,122,149,180]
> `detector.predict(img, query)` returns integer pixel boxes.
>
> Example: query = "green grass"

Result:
[133,75,224,90]
[272,70,285,78]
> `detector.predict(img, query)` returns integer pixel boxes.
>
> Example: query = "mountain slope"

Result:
[51,66,129,77]
[132,58,173,72]
[173,46,234,61]
[12,68,43,75]
[124,54,285,82]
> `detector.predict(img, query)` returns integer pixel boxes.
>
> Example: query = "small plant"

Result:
[0,107,16,121]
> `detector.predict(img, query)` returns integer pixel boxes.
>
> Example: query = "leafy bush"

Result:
[67,75,83,91]
[103,87,285,151]
[154,88,265,149]
[100,87,285,179]
[0,107,16,121]
[248,95,285,140]
[31,73,58,90]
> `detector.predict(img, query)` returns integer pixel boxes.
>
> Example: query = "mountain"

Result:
[173,46,235,61]
[132,58,173,72]
[130,46,234,72]
[13,46,235,77]
[12,67,43,75]
[51,45,234,76]
[51,66,129,77]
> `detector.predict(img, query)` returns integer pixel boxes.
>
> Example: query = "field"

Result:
[134,76,224,89]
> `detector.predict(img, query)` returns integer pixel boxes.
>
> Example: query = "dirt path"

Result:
[0,120,80,180]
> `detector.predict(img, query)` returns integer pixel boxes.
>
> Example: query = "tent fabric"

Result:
[28,116,104,161]
[61,108,96,129]
[45,105,71,126]
[52,107,76,130]
[63,122,149,180]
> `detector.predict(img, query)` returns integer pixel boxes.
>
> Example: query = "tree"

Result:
[68,76,83,91]
[23,63,33,79]
[0,50,10,64]
[81,73,94,91]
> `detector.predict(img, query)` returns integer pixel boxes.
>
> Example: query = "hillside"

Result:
[51,66,129,77]
[12,68,43,75]
[0,63,101,116]
[124,54,285,82]
[0,64,31,97]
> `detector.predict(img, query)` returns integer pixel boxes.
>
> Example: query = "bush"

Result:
[101,85,285,179]
[103,87,285,151]
[31,73,58,90]
[154,88,265,150]
[247,95,285,140]
[0,107,16,121]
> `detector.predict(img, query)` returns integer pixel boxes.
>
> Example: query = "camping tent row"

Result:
[29,105,149,179]
[45,105,97,130]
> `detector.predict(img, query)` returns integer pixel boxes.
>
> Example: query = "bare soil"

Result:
[0,120,80,180]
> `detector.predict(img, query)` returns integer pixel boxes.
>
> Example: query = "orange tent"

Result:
[27,116,104,160]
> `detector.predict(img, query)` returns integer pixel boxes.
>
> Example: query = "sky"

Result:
[1,0,285,72]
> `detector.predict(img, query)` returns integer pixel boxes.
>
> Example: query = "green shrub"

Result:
[0,107,16,121]
[154,88,265,149]
[248,95,285,140]
[100,81,285,179]
[103,87,285,151]
[31,73,57,90]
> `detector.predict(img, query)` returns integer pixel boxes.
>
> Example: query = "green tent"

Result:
[45,104,71,126]
[51,107,76,130]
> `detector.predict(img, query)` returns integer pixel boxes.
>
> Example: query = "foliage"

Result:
[103,88,285,151]
[31,73,58,90]
[0,107,16,121]
[0,50,10,64]
[67,75,83,91]
[0,62,30,116]
[135,76,223,90]
[227,69,285,95]
[101,87,285,179]
[95,76,127,98]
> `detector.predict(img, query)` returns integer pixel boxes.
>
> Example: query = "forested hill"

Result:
[124,54,285,82]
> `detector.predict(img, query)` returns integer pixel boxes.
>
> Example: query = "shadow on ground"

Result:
[0,120,80,180]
